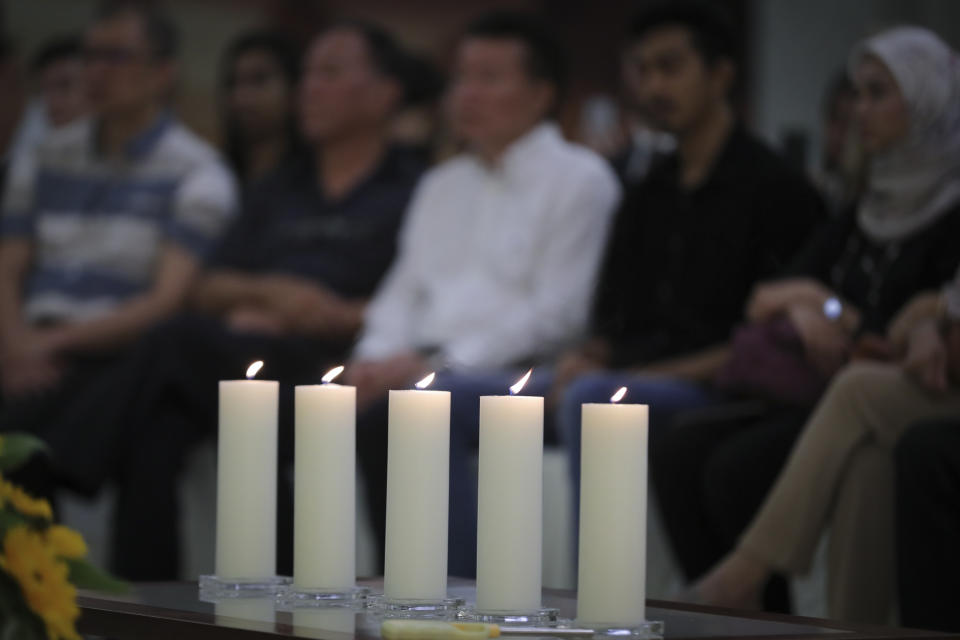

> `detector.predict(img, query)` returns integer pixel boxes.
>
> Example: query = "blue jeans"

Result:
[435,369,555,578]
[557,371,720,558]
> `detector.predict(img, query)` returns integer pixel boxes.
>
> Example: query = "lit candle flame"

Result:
[611,386,627,403]
[246,360,264,379]
[321,365,345,384]
[509,368,533,395]
[415,371,436,389]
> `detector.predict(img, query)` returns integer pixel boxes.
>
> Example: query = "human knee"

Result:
[823,363,901,413]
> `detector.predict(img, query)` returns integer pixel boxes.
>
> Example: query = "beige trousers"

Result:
[738,362,960,623]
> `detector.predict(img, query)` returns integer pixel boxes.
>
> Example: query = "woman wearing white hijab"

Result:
[688,26,960,623]
[855,26,960,241]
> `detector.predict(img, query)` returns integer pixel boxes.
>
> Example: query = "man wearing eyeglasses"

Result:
[0,1,235,499]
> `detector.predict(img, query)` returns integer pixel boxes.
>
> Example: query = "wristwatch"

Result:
[823,296,843,322]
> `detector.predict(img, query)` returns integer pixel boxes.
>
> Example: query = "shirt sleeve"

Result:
[0,146,40,239]
[205,211,256,270]
[754,171,829,280]
[206,182,266,271]
[350,176,430,361]
[166,159,238,259]
[441,159,623,370]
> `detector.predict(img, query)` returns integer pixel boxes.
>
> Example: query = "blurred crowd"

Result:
[1,0,959,631]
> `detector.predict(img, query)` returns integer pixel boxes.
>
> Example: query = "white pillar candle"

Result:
[476,370,543,612]
[384,373,451,601]
[216,361,279,580]
[294,366,356,591]
[577,389,648,626]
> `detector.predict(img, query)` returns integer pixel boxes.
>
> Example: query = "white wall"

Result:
[749,0,960,169]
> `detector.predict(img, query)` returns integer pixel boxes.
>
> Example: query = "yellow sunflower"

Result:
[1,526,80,640]
[0,478,53,520]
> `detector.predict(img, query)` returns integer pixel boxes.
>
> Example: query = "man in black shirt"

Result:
[553,2,825,529]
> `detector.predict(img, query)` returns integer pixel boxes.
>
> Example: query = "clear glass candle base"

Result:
[366,594,465,618]
[276,586,370,609]
[459,607,560,625]
[578,620,665,639]
[198,574,292,599]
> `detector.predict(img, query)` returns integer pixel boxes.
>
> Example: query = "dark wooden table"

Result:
[77,579,951,640]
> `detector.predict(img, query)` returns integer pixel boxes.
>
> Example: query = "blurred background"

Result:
[3,0,960,173]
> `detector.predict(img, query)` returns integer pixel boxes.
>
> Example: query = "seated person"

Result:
[0,0,236,488]
[186,21,418,359]
[608,28,677,186]
[551,0,825,553]
[218,29,303,188]
[897,428,960,630]
[686,27,960,623]
[895,275,960,632]
[345,12,622,576]
[31,35,90,131]
[0,34,88,415]
[111,20,426,580]
[694,269,960,624]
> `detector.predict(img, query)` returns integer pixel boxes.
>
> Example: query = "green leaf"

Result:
[0,508,53,540]
[0,617,46,640]
[0,434,48,472]
[0,569,47,640]
[64,557,129,594]
[0,509,29,536]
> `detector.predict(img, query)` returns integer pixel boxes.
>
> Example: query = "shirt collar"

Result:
[478,121,562,178]
[125,111,173,159]
[649,122,748,190]
[310,144,408,206]
[705,123,750,185]
[92,111,174,162]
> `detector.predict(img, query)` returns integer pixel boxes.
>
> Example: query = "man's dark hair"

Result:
[464,11,567,110]
[95,0,179,60]
[324,20,408,84]
[31,35,82,72]
[629,1,738,67]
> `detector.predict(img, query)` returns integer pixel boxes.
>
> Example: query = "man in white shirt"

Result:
[346,12,620,576]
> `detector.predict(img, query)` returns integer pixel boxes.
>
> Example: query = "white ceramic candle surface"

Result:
[215,361,279,581]
[383,372,451,601]
[475,369,543,612]
[577,387,648,626]
[293,365,356,591]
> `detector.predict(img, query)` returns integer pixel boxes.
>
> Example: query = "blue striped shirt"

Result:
[0,114,237,323]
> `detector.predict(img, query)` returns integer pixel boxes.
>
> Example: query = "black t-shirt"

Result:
[210,147,424,299]
[592,125,826,367]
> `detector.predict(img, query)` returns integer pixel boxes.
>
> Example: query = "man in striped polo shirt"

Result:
[0,1,236,489]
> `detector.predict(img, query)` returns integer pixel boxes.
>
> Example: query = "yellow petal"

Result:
[46,526,87,560]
